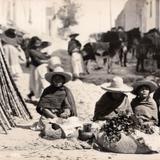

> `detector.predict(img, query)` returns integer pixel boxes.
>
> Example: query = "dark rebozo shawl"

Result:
[64,86,77,116]
[36,85,77,117]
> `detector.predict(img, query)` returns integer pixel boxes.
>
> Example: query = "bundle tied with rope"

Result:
[0,42,32,134]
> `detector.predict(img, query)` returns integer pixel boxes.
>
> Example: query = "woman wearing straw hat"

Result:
[131,80,158,125]
[36,67,77,119]
[93,76,133,121]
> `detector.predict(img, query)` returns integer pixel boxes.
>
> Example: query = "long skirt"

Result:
[71,52,84,77]
[29,65,36,94]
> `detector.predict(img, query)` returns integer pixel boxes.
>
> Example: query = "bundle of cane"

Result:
[0,42,32,119]
[0,42,32,133]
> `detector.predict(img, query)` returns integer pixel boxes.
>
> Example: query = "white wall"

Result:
[145,0,156,31]
[115,0,159,33]
[69,0,127,43]
[0,0,127,43]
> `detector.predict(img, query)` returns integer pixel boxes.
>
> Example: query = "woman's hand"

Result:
[60,109,71,119]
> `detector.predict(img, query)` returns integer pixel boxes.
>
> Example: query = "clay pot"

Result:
[78,129,94,141]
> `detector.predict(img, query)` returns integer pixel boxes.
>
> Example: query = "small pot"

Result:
[78,129,94,141]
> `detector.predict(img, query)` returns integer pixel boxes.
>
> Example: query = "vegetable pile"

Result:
[101,113,154,143]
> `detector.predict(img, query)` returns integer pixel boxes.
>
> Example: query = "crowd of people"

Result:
[1,26,160,152]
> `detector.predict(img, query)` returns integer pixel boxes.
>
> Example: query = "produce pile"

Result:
[100,113,154,143]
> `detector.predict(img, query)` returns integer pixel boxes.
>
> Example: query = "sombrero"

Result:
[69,33,79,38]
[132,80,158,95]
[45,67,72,83]
[101,76,132,93]
[1,28,17,46]
[47,56,62,71]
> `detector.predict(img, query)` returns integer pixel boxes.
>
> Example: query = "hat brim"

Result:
[45,72,72,83]
[69,33,79,38]
[1,33,17,46]
[132,80,157,94]
[101,84,133,93]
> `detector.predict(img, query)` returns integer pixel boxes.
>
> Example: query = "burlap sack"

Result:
[40,123,66,140]
[96,132,153,154]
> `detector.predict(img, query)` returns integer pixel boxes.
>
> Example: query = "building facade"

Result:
[0,0,58,38]
[115,0,160,33]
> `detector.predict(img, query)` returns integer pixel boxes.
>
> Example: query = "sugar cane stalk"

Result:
[0,43,32,119]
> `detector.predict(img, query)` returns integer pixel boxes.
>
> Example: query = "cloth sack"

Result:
[40,122,66,140]
[31,116,82,139]
[96,131,154,154]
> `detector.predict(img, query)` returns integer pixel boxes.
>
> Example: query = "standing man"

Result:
[1,28,26,83]
[68,33,84,79]
[117,26,128,67]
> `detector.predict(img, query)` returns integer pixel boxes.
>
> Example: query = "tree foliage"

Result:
[57,0,80,28]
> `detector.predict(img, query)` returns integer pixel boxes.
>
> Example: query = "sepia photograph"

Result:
[0,0,160,159]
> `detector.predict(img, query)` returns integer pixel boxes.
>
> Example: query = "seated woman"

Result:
[36,67,77,119]
[93,76,133,121]
[131,80,158,125]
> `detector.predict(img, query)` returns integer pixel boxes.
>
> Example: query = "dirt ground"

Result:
[1,50,160,160]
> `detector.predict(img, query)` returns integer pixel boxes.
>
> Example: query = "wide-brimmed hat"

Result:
[1,28,17,45]
[41,41,52,49]
[16,30,25,37]
[101,76,132,92]
[69,33,79,38]
[47,56,62,70]
[45,67,72,83]
[132,80,158,95]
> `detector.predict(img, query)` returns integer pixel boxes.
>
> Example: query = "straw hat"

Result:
[69,33,79,38]
[1,28,17,46]
[47,56,62,70]
[132,80,158,95]
[16,30,25,37]
[45,67,72,83]
[101,76,132,92]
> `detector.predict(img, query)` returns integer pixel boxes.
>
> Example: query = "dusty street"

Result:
[0,50,160,160]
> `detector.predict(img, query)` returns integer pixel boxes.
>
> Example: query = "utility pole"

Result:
[109,0,112,29]
[13,0,16,26]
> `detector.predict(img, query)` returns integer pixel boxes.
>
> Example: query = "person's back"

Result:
[68,39,81,55]
[29,48,50,67]
[3,44,23,75]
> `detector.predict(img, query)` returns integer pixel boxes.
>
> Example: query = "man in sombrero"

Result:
[93,76,133,121]
[68,33,81,56]
[36,67,77,119]
[68,33,85,79]
[1,28,26,83]
[131,80,158,125]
